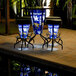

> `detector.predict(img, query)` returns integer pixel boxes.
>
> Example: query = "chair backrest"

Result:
[18,24,30,38]
[16,16,31,38]
[48,24,59,39]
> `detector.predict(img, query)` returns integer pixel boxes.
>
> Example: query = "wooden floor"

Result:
[0,28,76,73]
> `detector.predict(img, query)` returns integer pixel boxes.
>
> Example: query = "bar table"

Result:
[25,7,50,48]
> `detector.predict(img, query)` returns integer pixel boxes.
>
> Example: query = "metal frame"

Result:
[42,32,63,51]
[14,32,34,51]
[42,23,63,51]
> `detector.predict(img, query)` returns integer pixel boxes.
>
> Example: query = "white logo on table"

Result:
[33,16,39,21]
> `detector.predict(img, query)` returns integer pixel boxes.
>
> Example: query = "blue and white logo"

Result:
[30,10,45,34]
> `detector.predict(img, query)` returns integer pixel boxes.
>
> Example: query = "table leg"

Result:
[40,34,48,48]
[27,34,36,48]
[51,24,54,51]
[14,40,22,48]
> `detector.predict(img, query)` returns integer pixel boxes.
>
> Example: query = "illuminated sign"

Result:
[18,24,30,38]
[30,10,45,34]
[48,25,59,39]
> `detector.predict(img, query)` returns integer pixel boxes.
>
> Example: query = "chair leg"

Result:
[25,41,27,48]
[51,39,54,52]
[60,39,63,50]
[21,40,24,51]
[29,42,34,48]
[42,40,46,48]
[42,38,51,48]
[14,40,21,48]
[28,34,36,48]
[29,34,36,43]
[55,38,63,50]
[40,34,48,48]
[58,37,63,50]
[26,41,34,48]
[33,38,35,43]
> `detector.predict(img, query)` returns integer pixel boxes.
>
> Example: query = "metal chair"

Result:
[14,16,34,50]
[42,16,63,51]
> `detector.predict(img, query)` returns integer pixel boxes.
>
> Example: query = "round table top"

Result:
[46,16,61,19]
[46,19,62,22]
[24,7,53,10]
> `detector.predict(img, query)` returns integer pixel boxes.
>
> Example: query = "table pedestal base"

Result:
[27,34,48,49]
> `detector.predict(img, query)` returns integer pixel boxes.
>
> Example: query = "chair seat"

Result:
[16,16,31,24]
[46,16,62,25]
